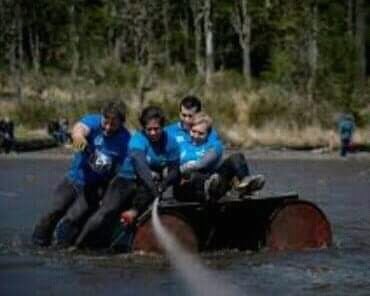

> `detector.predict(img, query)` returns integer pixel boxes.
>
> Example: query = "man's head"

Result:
[101,101,126,136]
[140,106,166,142]
[179,96,202,131]
[190,112,212,144]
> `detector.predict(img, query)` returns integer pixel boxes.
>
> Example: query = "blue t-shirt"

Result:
[179,138,222,172]
[118,130,180,179]
[338,118,355,141]
[165,121,224,157]
[68,114,131,186]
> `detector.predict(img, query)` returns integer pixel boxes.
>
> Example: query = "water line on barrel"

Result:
[151,198,242,296]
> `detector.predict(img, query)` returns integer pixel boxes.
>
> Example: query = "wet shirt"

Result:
[68,114,131,186]
[118,130,180,179]
[179,137,222,173]
[165,121,224,157]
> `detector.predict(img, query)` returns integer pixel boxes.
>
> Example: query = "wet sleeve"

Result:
[162,162,180,189]
[191,149,219,171]
[162,137,181,188]
[209,129,224,157]
[130,149,158,197]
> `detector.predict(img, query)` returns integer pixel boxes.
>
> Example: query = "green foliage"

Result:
[12,100,58,128]
[0,0,368,131]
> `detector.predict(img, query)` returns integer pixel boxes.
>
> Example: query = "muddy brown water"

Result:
[0,153,369,295]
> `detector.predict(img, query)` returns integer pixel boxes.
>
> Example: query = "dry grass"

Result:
[221,124,369,149]
[1,70,369,148]
[15,125,49,140]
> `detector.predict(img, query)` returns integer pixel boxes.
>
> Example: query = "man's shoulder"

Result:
[164,131,180,151]
[165,121,181,131]
[117,127,131,139]
[80,113,102,128]
[129,131,148,146]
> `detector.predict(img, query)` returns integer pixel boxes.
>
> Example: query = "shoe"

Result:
[236,174,265,194]
[54,219,79,247]
[32,226,51,247]
[204,173,220,202]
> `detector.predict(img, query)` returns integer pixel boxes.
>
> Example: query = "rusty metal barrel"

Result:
[265,200,332,250]
[132,212,199,253]
[123,192,332,253]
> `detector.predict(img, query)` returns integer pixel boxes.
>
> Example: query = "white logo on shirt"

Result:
[176,136,185,143]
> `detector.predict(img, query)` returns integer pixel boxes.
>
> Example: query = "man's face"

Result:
[101,114,121,136]
[179,106,197,130]
[144,119,162,142]
[190,123,208,144]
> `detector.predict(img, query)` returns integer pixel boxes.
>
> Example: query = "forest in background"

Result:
[0,0,369,147]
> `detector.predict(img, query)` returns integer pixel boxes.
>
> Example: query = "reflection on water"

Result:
[0,158,369,296]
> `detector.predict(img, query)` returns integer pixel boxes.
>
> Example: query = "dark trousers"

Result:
[33,178,80,245]
[33,177,107,245]
[174,153,250,202]
[74,176,151,247]
[340,138,351,157]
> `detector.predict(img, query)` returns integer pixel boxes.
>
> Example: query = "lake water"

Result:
[0,156,369,295]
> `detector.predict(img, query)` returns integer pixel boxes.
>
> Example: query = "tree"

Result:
[231,0,252,85]
[355,0,366,89]
[204,0,214,83]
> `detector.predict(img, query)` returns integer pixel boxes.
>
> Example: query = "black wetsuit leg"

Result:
[211,153,250,200]
[32,177,79,246]
[74,177,135,247]
[173,172,209,202]
[54,183,106,246]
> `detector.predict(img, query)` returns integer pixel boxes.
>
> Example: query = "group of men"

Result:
[32,96,265,249]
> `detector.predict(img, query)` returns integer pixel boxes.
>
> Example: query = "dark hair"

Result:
[180,95,202,112]
[101,101,126,122]
[139,106,166,127]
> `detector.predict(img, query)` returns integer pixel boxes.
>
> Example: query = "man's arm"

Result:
[180,149,219,173]
[130,149,158,197]
[71,122,90,150]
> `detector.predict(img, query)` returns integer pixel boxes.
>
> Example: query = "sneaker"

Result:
[54,219,79,247]
[32,226,51,247]
[204,173,220,202]
[236,174,265,194]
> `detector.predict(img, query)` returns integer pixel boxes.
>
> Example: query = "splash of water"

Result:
[151,198,243,296]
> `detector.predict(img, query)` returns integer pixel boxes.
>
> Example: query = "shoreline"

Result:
[1,146,369,160]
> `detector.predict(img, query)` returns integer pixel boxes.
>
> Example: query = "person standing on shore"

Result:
[0,117,15,153]
[32,101,131,247]
[338,113,355,157]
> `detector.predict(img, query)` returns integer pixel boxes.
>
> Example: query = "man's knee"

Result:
[229,152,245,163]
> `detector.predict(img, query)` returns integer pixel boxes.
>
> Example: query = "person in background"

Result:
[73,106,180,247]
[338,113,356,157]
[59,117,71,144]
[174,112,265,203]
[0,117,15,153]
[32,101,131,247]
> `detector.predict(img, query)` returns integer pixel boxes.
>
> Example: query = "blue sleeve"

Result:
[208,128,224,157]
[166,135,180,164]
[116,129,132,167]
[164,123,176,139]
[128,132,147,152]
[80,114,102,131]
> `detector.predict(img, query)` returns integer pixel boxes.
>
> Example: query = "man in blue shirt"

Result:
[165,95,223,158]
[73,106,180,247]
[32,101,131,247]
